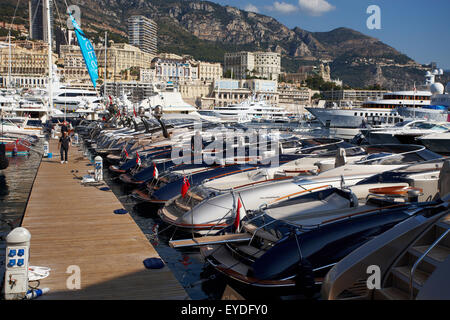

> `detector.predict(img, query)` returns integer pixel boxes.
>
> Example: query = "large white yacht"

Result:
[139,84,199,115]
[25,77,103,113]
[396,70,449,122]
[307,90,430,129]
[213,96,290,122]
[307,69,449,129]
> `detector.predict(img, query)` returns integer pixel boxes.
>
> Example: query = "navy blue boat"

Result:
[200,189,449,297]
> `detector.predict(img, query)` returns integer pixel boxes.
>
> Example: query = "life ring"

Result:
[369,186,423,196]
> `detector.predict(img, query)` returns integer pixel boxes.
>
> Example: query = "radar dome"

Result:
[426,71,432,76]
[430,83,444,95]
[446,83,450,93]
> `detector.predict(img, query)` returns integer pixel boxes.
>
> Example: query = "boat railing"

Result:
[356,145,427,165]
[203,208,234,237]
[296,139,344,153]
[247,219,279,245]
[409,228,450,300]
[285,202,411,232]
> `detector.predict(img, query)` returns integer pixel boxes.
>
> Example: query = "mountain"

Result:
[1,0,431,88]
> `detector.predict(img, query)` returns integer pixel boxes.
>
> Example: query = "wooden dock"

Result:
[20,139,188,300]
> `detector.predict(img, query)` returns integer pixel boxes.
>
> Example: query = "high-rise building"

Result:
[29,0,54,43]
[127,15,158,55]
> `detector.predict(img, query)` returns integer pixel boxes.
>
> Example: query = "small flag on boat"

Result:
[122,146,129,159]
[153,163,159,179]
[133,107,137,118]
[181,176,190,198]
[136,151,141,167]
[234,198,242,232]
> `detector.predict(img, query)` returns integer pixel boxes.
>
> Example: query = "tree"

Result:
[312,93,323,100]
[224,69,232,79]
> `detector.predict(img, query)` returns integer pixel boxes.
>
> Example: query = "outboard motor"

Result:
[153,105,169,139]
[141,118,151,133]
[350,133,368,146]
[132,119,139,132]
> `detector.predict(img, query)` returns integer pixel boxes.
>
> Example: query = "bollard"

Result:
[94,156,103,181]
[83,142,88,157]
[43,141,49,158]
[4,228,31,300]
[73,133,79,146]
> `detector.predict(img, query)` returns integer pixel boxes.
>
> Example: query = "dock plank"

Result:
[20,139,187,300]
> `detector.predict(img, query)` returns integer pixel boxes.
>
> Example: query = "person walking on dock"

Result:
[58,131,71,164]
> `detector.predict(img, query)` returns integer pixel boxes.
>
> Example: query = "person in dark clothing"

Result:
[60,121,68,135]
[58,131,71,164]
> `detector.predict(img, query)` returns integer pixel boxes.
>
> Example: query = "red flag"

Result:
[234,198,242,231]
[153,163,159,179]
[136,151,141,166]
[122,146,129,158]
[133,107,137,118]
[181,176,190,198]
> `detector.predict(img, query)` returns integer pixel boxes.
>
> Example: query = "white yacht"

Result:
[139,84,199,115]
[396,70,449,122]
[0,116,44,137]
[307,90,430,129]
[213,96,290,122]
[305,71,447,130]
[364,119,450,145]
[26,79,103,113]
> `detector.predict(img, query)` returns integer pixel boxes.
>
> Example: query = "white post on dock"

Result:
[4,228,31,300]
[94,156,103,181]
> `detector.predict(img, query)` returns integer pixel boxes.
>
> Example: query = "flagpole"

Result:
[413,81,416,120]
[46,0,54,118]
[7,32,12,89]
[104,31,107,100]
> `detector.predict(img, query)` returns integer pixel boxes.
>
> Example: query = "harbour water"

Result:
[0,144,42,286]
[103,167,228,300]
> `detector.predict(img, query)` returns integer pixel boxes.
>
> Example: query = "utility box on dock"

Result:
[95,156,103,182]
[73,133,79,146]
[43,141,49,158]
[4,228,31,300]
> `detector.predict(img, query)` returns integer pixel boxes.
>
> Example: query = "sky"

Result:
[211,0,450,69]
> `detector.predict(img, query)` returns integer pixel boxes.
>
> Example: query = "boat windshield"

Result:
[357,145,442,165]
[355,159,445,186]
[394,120,414,128]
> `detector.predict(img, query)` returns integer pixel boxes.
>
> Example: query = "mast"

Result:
[7,32,12,89]
[46,0,53,117]
[413,81,416,119]
[104,31,107,99]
